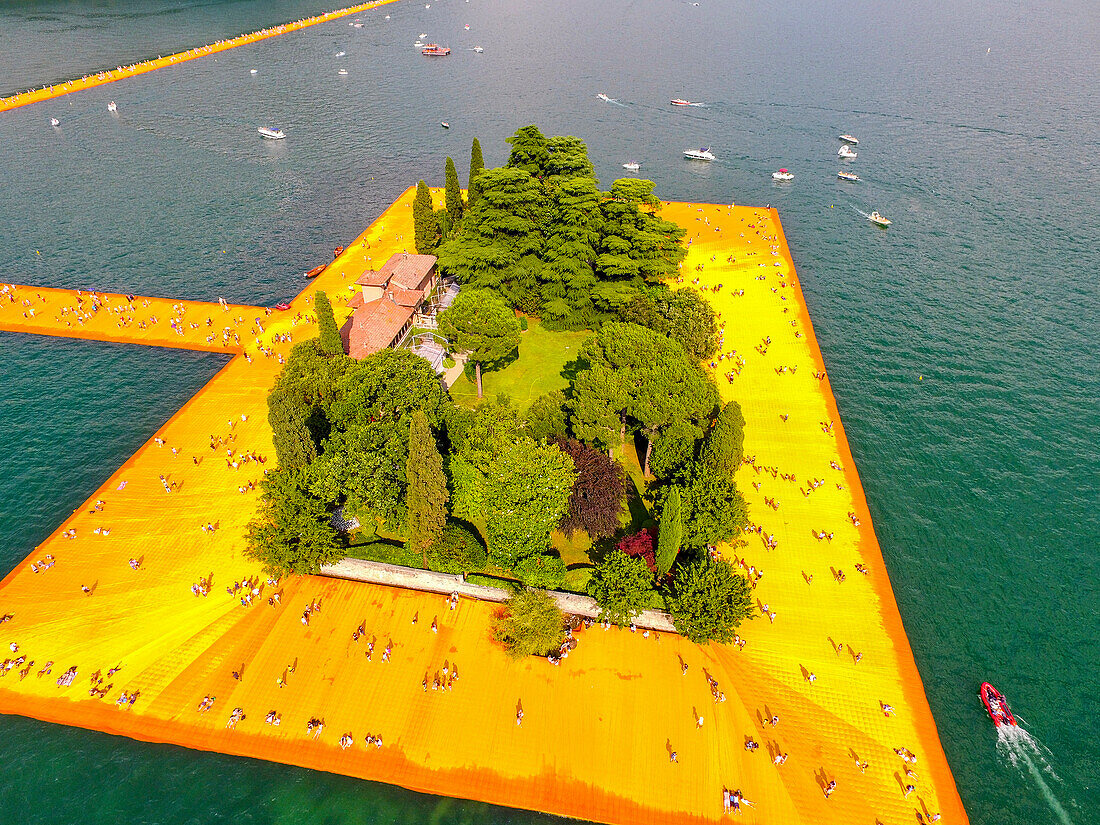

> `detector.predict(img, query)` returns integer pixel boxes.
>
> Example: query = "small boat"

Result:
[304,264,327,280]
[838,145,857,158]
[868,211,891,227]
[837,170,860,182]
[50,117,60,126]
[464,24,470,30]
[670,98,694,106]
[622,161,641,171]
[338,68,348,75]
[333,246,346,259]
[839,134,859,145]
[250,68,258,74]
[979,682,1017,728]
[772,168,794,181]
[350,21,363,28]
[684,147,716,161]
[422,44,451,56]
[258,126,286,140]
[335,51,346,57]
[596,93,614,102]
[472,46,484,53]
[441,121,450,128]
[414,41,425,48]
[107,101,117,113]
[419,33,427,39]
[274,303,292,311]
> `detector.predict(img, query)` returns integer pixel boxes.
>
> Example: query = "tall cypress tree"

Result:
[314,290,343,355]
[656,486,682,577]
[467,137,485,207]
[268,388,317,471]
[406,410,449,565]
[445,156,464,226]
[413,179,437,253]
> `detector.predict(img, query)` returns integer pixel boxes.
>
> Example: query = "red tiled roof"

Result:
[389,286,424,307]
[343,297,417,358]
[355,253,437,290]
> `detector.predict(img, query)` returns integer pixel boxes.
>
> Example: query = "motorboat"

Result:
[107,101,117,113]
[464,24,470,30]
[839,134,859,145]
[304,264,327,280]
[670,98,694,106]
[50,117,60,126]
[258,126,286,140]
[419,33,427,39]
[441,121,450,128]
[868,211,891,227]
[350,21,363,28]
[837,170,860,182]
[338,68,348,75]
[596,93,615,102]
[335,51,346,57]
[414,41,425,48]
[979,682,1017,728]
[772,168,794,181]
[684,147,716,161]
[250,68,258,74]
[422,44,451,56]
[472,46,484,53]
[622,161,641,171]
[838,145,857,158]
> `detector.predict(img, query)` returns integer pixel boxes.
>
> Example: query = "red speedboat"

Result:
[273,303,291,311]
[670,98,693,106]
[979,682,1017,727]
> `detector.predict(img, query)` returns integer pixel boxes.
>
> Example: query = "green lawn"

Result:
[449,323,593,411]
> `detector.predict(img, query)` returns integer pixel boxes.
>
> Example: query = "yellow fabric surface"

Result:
[0,191,967,825]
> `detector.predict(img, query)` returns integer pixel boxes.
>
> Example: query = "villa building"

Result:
[341,253,439,359]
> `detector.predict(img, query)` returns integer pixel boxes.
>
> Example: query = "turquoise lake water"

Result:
[1,0,1097,822]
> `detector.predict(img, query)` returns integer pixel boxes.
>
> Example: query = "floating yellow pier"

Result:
[0,189,967,825]
[0,1,402,114]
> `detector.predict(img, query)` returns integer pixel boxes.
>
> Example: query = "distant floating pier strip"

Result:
[0,0,402,113]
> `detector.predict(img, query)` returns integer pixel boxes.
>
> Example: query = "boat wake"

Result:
[596,93,628,107]
[996,724,1075,825]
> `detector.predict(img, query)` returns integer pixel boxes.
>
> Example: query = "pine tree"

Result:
[314,290,343,355]
[467,137,485,207]
[656,486,682,577]
[406,411,449,565]
[413,179,437,253]
[445,156,464,226]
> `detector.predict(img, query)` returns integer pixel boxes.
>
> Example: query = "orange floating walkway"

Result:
[0,0,402,114]
[0,190,967,825]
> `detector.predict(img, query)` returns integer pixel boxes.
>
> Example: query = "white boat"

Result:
[472,46,484,53]
[250,68,258,74]
[441,121,450,129]
[419,33,427,39]
[837,170,860,182]
[258,126,286,140]
[596,93,616,102]
[350,21,363,28]
[50,117,60,126]
[838,145,857,158]
[684,147,716,161]
[839,134,859,145]
[338,68,348,75]
[335,51,346,57]
[107,101,117,113]
[622,162,640,171]
[464,24,470,30]
[868,211,891,227]
[414,41,425,48]
[772,168,794,181]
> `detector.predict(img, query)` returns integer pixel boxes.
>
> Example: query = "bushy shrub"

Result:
[426,522,488,574]
[587,549,655,626]
[491,588,566,659]
[617,528,656,573]
[667,558,754,644]
[519,315,529,331]
[513,553,567,589]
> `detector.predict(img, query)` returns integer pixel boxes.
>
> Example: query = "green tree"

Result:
[620,285,718,360]
[467,137,485,207]
[667,558,754,644]
[588,549,655,626]
[698,400,746,477]
[245,468,344,577]
[656,486,682,577]
[570,322,719,471]
[539,176,603,329]
[491,588,566,659]
[444,156,464,226]
[406,411,449,565]
[313,290,343,356]
[413,179,438,254]
[680,473,748,551]
[438,289,521,398]
[267,387,317,471]
[505,124,551,177]
[524,389,570,441]
[649,419,701,483]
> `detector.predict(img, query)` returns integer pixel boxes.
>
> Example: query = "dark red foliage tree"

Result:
[617,528,656,573]
[554,438,626,539]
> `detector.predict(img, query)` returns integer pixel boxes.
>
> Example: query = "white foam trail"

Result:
[996,725,1074,825]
